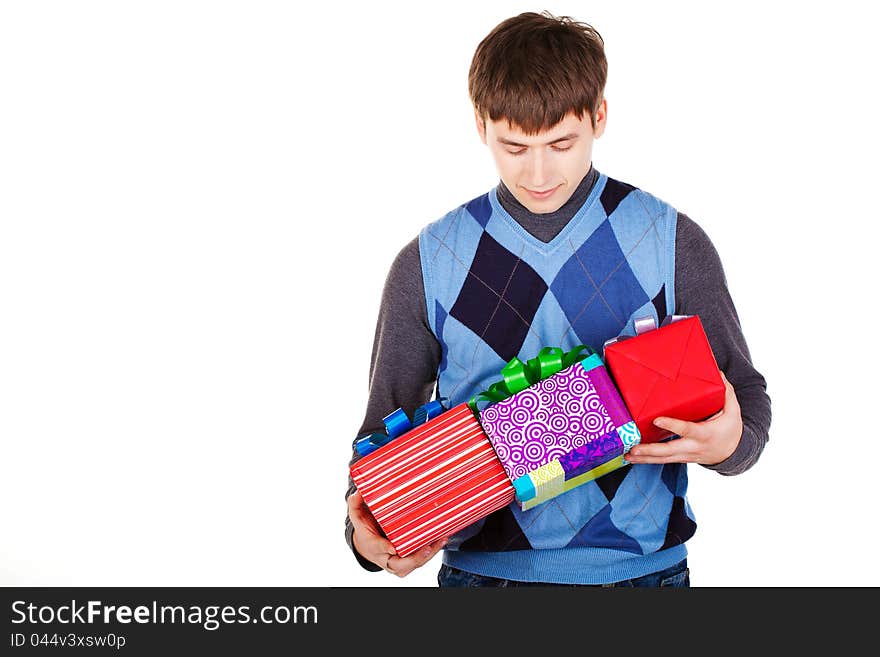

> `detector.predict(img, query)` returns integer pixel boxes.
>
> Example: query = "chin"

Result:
[520,197,562,215]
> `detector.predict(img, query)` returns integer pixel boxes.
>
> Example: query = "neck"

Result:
[496,165,598,243]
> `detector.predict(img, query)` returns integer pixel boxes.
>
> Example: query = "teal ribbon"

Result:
[353,398,448,457]
[467,345,594,413]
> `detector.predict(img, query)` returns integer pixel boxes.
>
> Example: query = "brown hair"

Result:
[468,10,607,134]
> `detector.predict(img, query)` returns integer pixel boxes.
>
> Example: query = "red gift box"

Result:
[603,315,725,443]
[349,403,515,558]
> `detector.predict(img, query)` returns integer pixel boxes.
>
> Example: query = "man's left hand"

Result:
[624,371,742,466]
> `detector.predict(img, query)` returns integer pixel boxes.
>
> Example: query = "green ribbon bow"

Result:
[467,344,595,412]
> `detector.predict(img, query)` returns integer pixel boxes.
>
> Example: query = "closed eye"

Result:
[506,144,573,156]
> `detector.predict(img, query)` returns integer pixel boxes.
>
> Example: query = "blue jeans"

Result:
[437,559,690,588]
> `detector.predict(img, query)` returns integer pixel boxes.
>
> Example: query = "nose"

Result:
[526,150,549,189]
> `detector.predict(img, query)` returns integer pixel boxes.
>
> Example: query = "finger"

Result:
[348,500,374,529]
[702,408,724,422]
[720,370,732,395]
[351,518,395,556]
[723,373,740,409]
[411,537,448,565]
[388,538,447,576]
[347,490,364,514]
[397,538,447,569]
[651,415,694,437]
[353,534,396,573]
[348,494,393,561]
[626,438,697,463]
[348,492,380,529]
[385,554,406,577]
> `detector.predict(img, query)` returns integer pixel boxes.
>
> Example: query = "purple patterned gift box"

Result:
[478,350,640,510]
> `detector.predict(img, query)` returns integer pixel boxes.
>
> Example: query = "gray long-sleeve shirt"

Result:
[345,167,771,571]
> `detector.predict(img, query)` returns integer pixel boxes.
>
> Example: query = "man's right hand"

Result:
[347,490,447,577]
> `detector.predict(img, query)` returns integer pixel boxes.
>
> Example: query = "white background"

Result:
[1,1,877,587]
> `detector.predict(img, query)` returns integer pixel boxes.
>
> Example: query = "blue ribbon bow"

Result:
[353,398,448,457]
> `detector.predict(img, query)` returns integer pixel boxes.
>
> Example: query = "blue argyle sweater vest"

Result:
[418,171,696,584]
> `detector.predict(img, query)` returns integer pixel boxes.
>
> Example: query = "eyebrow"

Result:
[497,133,579,147]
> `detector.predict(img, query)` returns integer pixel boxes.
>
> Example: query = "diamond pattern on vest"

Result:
[482,460,673,553]
[600,177,637,216]
[465,193,493,228]
[659,495,697,550]
[565,505,644,554]
[607,464,676,554]
[458,506,533,551]
[651,284,667,326]
[549,220,650,351]
[595,463,632,502]
[435,300,450,376]
[661,462,682,495]
[449,231,548,362]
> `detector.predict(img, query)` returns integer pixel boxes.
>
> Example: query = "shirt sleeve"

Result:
[344,235,442,571]
[674,212,772,475]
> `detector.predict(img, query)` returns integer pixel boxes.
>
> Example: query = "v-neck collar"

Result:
[487,172,609,255]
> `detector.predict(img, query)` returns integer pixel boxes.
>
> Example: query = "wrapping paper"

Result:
[349,403,515,557]
[478,352,640,510]
[603,315,726,443]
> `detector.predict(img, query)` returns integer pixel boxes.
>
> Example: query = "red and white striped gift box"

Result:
[349,402,515,558]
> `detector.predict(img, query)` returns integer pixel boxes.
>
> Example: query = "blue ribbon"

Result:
[353,398,448,457]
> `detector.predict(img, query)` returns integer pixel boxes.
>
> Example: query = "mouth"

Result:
[524,185,561,200]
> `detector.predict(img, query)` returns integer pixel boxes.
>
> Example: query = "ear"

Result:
[593,98,608,138]
[474,107,488,145]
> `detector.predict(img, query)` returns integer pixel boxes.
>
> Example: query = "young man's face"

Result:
[475,100,607,214]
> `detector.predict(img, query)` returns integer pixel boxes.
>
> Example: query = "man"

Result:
[345,11,770,586]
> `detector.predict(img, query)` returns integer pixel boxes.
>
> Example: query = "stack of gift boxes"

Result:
[350,315,726,558]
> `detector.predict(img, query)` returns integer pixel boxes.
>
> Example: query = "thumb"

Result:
[652,416,692,437]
